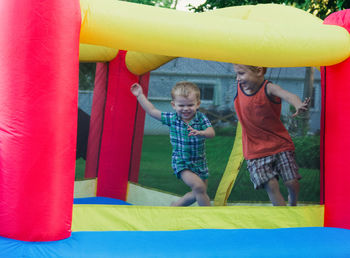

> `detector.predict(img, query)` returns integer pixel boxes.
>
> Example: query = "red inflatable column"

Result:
[85,63,109,178]
[323,10,350,229]
[86,59,149,189]
[96,51,139,200]
[0,0,81,241]
[129,73,150,183]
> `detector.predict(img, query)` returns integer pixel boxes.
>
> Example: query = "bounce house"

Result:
[1,0,350,256]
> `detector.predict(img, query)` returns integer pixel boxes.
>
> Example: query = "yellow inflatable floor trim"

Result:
[74,178,97,198]
[80,0,350,68]
[214,123,244,206]
[126,182,183,206]
[72,204,324,231]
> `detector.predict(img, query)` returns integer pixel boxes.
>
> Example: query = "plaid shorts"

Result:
[246,151,301,189]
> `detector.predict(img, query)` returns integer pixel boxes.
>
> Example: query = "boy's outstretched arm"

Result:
[130,83,162,121]
[267,83,310,117]
[188,125,215,138]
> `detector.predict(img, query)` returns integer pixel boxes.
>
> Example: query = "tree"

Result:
[79,63,96,90]
[120,0,176,9]
[295,0,349,19]
[190,0,349,20]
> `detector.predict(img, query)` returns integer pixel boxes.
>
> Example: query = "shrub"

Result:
[293,134,320,169]
[214,125,237,137]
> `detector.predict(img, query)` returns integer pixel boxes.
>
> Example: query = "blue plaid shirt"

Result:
[161,111,212,179]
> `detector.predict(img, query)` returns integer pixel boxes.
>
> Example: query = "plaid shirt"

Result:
[161,111,212,179]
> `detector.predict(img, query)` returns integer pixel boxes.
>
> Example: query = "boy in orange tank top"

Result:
[233,64,310,206]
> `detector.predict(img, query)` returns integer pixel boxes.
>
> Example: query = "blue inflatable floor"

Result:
[73,196,131,205]
[2,199,350,257]
[1,227,350,257]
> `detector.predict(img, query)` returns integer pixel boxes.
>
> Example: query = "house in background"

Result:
[144,57,321,135]
[78,57,321,136]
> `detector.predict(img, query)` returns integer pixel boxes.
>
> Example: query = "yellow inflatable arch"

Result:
[78,0,350,206]
[79,0,350,75]
[3,1,350,253]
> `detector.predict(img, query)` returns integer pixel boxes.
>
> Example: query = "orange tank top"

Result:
[234,80,294,160]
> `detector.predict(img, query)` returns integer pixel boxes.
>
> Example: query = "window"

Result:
[196,83,215,101]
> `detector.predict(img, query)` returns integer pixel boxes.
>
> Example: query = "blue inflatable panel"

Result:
[73,197,131,205]
[1,227,350,257]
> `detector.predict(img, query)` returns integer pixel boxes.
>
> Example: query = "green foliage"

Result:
[191,0,280,12]
[282,105,310,137]
[299,0,350,19]
[121,0,175,8]
[293,134,320,169]
[75,158,86,180]
[281,106,320,169]
[79,63,96,90]
[191,0,349,19]
[213,125,237,137]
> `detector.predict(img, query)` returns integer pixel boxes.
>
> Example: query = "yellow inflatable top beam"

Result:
[125,51,175,75]
[80,0,350,71]
[79,43,118,62]
[79,43,175,75]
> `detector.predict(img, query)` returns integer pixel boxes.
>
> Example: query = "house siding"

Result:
[78,58,321,135]
[144,58,321,135]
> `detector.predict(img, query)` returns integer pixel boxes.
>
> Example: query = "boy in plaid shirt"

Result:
[131,81,215,206]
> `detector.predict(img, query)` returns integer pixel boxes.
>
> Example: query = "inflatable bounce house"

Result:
[1,0,350,256]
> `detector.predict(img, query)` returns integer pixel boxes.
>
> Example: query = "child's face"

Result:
[233,64,263,91]
[171,92,200,122]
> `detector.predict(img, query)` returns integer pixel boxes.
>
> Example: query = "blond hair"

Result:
[171,81,200,101]
[245,65,267,75]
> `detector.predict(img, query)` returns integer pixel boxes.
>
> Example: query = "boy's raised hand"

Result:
[292,97,311,117]
[130,83,143,97]
[187,125,201,137]
[188,125,215,138]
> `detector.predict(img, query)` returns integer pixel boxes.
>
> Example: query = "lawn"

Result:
[75,158,86,180]
[138,135,320,204]
[75,134,320,204]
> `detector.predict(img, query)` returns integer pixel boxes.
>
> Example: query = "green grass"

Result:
[138,135,320,204]
[75,158,86,180]
[227,162,320,203]
[75,134,320,204]
[139,135,236,198]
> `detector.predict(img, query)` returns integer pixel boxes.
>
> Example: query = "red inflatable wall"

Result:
[0,0,81,241]
[85,63,109,178]
[323,10,350,229]
[96,51,139,200]
[85,57,150,193]
[129,73,150,183]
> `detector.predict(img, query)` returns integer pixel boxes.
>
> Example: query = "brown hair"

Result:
[171,81,200,101]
